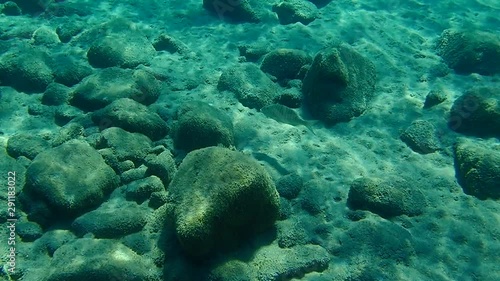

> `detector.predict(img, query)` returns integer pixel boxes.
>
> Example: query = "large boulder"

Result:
[335,219,416,277]
[55,21,85,43]
[347,176,427,218]
[302,44,377,125]
[25,140,118,217]
[0,48,53,93]
[100,127,153,164]
[448,87,500,138]
[454,138,500,200]
[72,200,149,238]
[51,53,92,86]
[71,68,161,111]
[167,147,280,257]
[173,101,234,152]
[92,98,168,141]
[218,63,279,109]
[436,29,500,76]
[6,132,51,160]
[87,33,156,68]
[1,1,22,15]
[260,48,312,82]
[400,120,440,154]
[46,238,160,281]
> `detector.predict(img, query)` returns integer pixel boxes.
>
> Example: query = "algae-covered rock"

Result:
[25,140,118,217]
[168,147,280,257]
[302,44,377,125]
[260,48,312,81]
[6,132,51,160]
[46,238,160,281]
[92,98,168,141]
[272,0,319,25]
[100,127,153,163]
[173,101,234,151]
[218,63,279,109]
[436,29,500,76]
[448,87,500,138]
[87,33,155,68]
[71,68,160,111]
[145,151,177,187]
[347,176,427,218]
[0,48,53,93]
[400,120,440,154]
[72,200,149,238]
[203,0,260,23]
[454,138,500,199]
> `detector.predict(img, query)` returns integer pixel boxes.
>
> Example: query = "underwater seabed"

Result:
[0,0,499,280]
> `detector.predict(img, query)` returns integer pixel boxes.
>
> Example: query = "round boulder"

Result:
[218,63,279,109]
[55,21,84,43]
[436,29,500,76]
[51,54,92,87]
[71,200,149,238]
[87,33,155,68]
[302,44,377,125]
[46,238,159,281]
[168,147,280,257]
[173,101,234,152]
[400,120,440,154]
[25,140,118,217]
[454,138,500,200]
[448,87,500,138]
[276,172,303,199]
[6,132,51,160]
[91,98,168,141]
[42,83,71,106]
[260,48,312,82]
[100,127,153,164]
[347,176,426,218]
[0,49,53,93]
[2,2,22,16]
[71,68,161,111]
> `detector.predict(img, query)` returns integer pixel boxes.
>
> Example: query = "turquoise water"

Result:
[0,0,499,280]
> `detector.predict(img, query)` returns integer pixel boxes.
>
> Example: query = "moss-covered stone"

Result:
[261,49,312,81]
[449,87,500,138]
[347,176,427,218]
[91,98,168,141]
[168,147,280,257]
[72,200,149,238]
[173,101,234,152]
[218,63,279,109]
[87,33,155,68]
[6,132,51,160]
[400,120,440,154]
[25,140,118,217]
[436,29,500,76]
[71,68,160,111]
[46,238,160,281]
[454,138,500,199]
[302,44,377,125]
[0,48,53,93]
[272,0,319,25]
